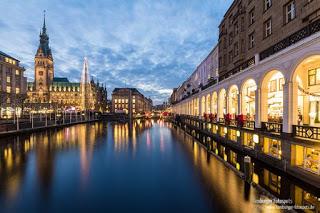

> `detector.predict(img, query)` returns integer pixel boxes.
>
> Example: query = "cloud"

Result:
[0,0,233,104]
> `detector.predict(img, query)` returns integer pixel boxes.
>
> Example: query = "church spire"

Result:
[36,10,52,58]
[42,10,47,35]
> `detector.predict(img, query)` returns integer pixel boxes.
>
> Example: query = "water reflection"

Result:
[172,128,280,212]
[172,126,320,212]
[0,120,318,212]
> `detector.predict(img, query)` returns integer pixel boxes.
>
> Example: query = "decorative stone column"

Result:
[238,93,242,115]
[283,81,297,133]
[198,96,202,118]
[255,87,262,128]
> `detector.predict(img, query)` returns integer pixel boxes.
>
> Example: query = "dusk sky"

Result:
[0,0,232,104]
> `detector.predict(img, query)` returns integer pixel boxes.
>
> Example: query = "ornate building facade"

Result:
[0,51,27,118]
[25,14,107,112]
[171,0,320,185]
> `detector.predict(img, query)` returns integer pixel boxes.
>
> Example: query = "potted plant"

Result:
[209,113,214,122]
[236,114,245,128]
[203,113,208,121]
[224,113,231,125]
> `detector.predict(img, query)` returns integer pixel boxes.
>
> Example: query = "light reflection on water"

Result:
[0,120,314,212]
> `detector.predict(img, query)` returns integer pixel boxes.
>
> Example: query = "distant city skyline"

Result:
[0,0,233,103]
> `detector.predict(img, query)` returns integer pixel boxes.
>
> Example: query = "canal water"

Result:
[0,120,317,212]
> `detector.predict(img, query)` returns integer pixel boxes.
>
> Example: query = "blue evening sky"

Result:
[0,0,232,104]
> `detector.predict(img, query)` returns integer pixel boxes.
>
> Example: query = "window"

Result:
[6,86,11,93]
[241,39,245,53]
[249,32,255,49]
[6,76,10,83]
[279,78,285,91]
[234,21,239,35]
[16,88,20,94]
[15,69,20,75]
[249,9,255,25]
[269,80,277,92]
[115,99,118,103]
[264,18,272,38]
[234,42,239,56]
[229,51,233,63]
[264,0,272,11]
[229,33,233,45]
[263,137,281,159]
[39,71,43,76]
[285,1,296,23]
[308,68,320,86]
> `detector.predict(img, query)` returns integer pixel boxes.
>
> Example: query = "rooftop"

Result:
[53,78,70,83]
[0,50,19,62]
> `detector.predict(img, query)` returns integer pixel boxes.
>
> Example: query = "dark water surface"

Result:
[0,120,295,212]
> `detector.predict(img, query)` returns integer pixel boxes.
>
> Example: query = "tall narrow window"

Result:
[264,18,272,38]
[234,42,239,56]
[249,9,255,25]
[264,0,272,11]
[285,1,296,23]
[249,32,255,49]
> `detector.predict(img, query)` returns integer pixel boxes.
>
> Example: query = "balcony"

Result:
[260,18,320,61]
[293,125,320,141]
[261,122,283,134]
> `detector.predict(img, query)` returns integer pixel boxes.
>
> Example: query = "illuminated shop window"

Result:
[292,145,320,175]
[263,169,281,194]
[228,129,237,142]
[243,132,255,149]
[263,137,281,159]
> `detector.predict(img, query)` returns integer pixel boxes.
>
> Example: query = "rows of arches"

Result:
[174,55,320,130]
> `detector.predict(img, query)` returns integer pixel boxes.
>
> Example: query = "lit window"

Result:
[264,0,272,11]
[285,1,296,23]
[308,68,320,86]
[6,76,10,83]
[115,99,118,103]
[279,78,285,91]
[269,80,277,92]
[264,18,272,38]
[125,99,128,103]
[16,88,20,94]
[6,86,11,93]
[15,69,20,75]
